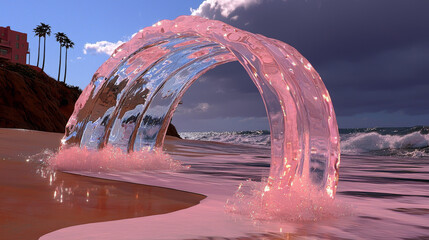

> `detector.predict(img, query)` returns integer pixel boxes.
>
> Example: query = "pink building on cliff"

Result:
[0,26,29,65]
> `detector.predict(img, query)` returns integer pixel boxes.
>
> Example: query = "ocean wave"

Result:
[181,127,429,157]
[180,130,271,147]
[341,131,429,157]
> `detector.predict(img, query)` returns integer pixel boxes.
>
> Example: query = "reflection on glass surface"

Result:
[62,16,340,199]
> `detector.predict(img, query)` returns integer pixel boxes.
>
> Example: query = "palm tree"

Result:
[63,37,74,83]
[55,32,67,81]
[40,23,51,71]
[33,25,44,67]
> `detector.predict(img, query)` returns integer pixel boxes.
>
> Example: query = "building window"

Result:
[15,55,19,60]
[0,49,7,55]
[16,42,19,48]
[16,34,20,41]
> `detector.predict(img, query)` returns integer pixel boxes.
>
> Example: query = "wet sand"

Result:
[0,128,206,240]
[0,128,63,161]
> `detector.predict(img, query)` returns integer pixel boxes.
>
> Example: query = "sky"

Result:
[1,0,428,131]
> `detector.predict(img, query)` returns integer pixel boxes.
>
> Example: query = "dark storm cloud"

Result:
[177,62,268,119]
[197,0,429,64]
[184,0,429,120]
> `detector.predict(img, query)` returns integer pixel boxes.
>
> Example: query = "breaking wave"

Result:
[180,130,271,147]
[340,127,429,157]
[181,126,429,157]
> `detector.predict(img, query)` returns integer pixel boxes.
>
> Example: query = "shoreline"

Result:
[0,128,206,239]
[4,128,427,239]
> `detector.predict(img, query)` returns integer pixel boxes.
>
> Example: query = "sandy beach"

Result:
[0,128,206,240]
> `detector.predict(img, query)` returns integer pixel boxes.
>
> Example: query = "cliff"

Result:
[0,60,181,138]
[0,61,81,132]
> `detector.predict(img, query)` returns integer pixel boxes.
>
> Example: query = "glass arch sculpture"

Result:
[62,16,340,196]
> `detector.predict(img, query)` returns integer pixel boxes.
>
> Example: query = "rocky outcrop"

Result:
[0,61,81,132]
[166,121,181,139]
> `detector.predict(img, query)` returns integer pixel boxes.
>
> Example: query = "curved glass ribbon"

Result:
[62,16,340,197]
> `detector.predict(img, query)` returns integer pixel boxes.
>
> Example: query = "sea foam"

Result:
[225,178,352,222]
[46,146,187,172]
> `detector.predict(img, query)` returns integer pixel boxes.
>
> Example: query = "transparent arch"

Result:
[62,16,340,196]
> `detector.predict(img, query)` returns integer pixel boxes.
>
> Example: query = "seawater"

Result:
[181,126,429,157]
[42,131,429,239]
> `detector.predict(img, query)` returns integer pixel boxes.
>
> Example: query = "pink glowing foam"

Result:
[226,177,352,222]
[48,146,186,172]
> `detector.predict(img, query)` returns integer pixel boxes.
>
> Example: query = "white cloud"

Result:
[76,56,82,60]
[82,31,140,56]
[83,40,125,55]
[196,102,210,112]
[191,0,262,19]
[176,102,210,114]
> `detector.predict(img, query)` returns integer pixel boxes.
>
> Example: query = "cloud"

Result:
[176,62,267,121]
[183,0,429,124]
[317,43,429,116]
[83,40,125,55]
[173,116,269,132]
[196,102,210,112]
[176,102,210,114]
[82,31,139,56]
[191,0,262,19]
